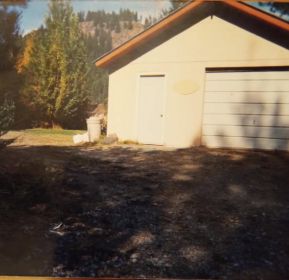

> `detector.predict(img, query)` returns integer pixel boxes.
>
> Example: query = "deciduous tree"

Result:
[23,0,89,128]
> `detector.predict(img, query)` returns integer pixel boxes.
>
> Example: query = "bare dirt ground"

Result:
[0,132,289,279]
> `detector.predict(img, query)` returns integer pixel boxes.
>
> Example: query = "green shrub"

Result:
[0,99,15,136]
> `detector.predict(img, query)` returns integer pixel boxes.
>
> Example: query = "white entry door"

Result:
[138,75,165,145]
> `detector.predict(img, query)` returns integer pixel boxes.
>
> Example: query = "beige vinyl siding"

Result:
[204,91,289,103]
[202,71,289,151]
[203,136,289,150]
[203,126,289,139]
[204,103,289,115]
[203,114,289,126]
[206,71,289,80]
[206,80,289,92]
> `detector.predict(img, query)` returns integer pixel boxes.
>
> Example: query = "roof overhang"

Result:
[95,0,289,69]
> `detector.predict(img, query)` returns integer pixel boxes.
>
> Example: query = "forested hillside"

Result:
[78,9,157,104]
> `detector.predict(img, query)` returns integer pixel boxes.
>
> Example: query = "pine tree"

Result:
[267,3,289,17]
[22,0,89,128]
[170,0,189,11]
[77,8,143,105]
[77,11,85,22]
[144,18,150,29]
[127,19,133,30]
[0,99,15,136]
[0,2,24,133]
[115,19,121,33]
[0,8,21,71]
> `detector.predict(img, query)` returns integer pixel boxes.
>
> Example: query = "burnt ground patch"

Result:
[0,145,288,279]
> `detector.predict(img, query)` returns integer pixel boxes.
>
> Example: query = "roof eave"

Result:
[95,0,289,68]
[224,1,289,33]
[95,0,204,68]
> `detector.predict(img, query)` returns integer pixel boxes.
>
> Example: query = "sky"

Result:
[18,1,289,35]
[249,2,289,22]
[19,0,171,34]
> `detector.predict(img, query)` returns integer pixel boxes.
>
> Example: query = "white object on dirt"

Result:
[73,132,89,144]
[49,229,66,236]
[49,222,66,236]
[51,223,63,230]
[86,116,101,142]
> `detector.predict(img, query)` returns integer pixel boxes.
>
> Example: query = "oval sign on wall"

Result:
[173,80,199,95]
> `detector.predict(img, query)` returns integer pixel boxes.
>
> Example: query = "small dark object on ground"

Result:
[101,133,118,145]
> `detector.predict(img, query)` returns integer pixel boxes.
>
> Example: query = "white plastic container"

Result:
[86,116,101,142]
[73,132,89,144]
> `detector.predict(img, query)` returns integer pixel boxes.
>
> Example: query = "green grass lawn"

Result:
[26,128,86,136]
[1,128,87,146]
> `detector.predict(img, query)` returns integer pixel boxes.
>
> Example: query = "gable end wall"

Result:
[107,16,289,148]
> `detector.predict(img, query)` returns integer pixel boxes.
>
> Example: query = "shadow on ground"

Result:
[0,138,17,149]
[0,145,288,279]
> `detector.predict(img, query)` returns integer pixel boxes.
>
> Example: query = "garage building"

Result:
[95,1,289,150]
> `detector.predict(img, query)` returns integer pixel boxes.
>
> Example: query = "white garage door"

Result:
[202,70,289,151]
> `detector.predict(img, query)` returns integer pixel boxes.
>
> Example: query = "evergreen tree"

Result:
[115,19,121,33]
[77,8,144,104]
[77,11,85,22]
[144,18,150,29]
[127,19,133,30]
[82,28,111,104]
[267,3,289,17]
[0,99,15,136]
[170,0,190,10]
[134,11,138,21]
[22,0,89,128]
[0,8,21,70]
[0,2,24,133]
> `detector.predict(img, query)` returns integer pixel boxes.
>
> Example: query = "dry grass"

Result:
[0,129,86,147]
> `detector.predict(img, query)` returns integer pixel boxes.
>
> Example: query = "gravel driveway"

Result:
[0,143,288,279]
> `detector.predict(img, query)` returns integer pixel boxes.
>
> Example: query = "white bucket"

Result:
[86,117,101,142]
